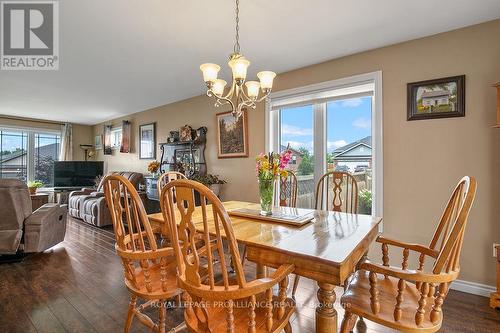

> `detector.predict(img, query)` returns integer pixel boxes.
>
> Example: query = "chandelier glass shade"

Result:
[200,0,276,118]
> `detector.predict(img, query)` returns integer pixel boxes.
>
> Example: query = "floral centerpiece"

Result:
[147,160,161,178]
[255,148,292,215]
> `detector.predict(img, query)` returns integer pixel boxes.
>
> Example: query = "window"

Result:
[0,130,28,181]
[34,133,60,186]
[267,72,382,216]
[0,127,61,187]
[110,127,122,149]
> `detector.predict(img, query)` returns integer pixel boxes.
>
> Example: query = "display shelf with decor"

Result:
[493,82,500,128]
[159,126,207,177]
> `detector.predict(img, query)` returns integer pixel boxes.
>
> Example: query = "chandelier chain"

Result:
[234,0,240,54]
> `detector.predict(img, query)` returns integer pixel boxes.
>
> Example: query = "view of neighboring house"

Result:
[330,136,372,172]
[280,145,303,172]
[421,89,451,106]
[0,143,59,182]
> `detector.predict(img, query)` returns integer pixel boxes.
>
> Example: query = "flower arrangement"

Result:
[147,161,161,175]
[255,149,292,181]
[255,147,292,215]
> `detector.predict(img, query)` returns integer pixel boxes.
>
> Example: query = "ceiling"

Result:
[1,0,500,125]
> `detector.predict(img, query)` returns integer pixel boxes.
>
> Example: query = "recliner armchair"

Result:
[68,171,145,227]
[0,179,67,257]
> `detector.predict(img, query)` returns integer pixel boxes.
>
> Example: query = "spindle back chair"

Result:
[340,176,477,333]
[103,174,182,333]
[315,171,358,213]
[160,179,296,332]
[275,170,298,208]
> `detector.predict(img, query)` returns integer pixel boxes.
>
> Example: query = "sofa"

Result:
[68,172,145,227]
[0,179,67,256]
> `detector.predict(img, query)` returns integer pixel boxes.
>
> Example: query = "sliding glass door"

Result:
[268,72,382,216]
[327,96,372,214]
[0,128,61,186]
[279,104,315,208]
[0,130,28,181]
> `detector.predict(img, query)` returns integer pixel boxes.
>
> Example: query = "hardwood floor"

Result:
[0,217,498,333]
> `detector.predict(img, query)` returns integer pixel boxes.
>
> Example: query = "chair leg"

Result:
[241,245,247,266]
[284,322,292,333]
[340,311,354,333]
[291,274,300,299]
[158,300,166,333]
[124,296,137,333]
[356,316,367,333]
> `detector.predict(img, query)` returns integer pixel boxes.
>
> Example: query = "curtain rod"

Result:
[0,115,65,126]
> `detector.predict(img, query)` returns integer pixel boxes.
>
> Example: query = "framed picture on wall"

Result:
[407,75,465,121]
[94,135,103,150]
[139,122,156,159]
[216,110,249,158]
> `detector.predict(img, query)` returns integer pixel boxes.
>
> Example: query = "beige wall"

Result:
[92,19,500,286]
[0,117,93,161]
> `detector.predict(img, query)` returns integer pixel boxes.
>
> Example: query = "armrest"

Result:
[26,203,67,226]
[359,261,458,283]
[69,188,95,197]
[376,236,439,258]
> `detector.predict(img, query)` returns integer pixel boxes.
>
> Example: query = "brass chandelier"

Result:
[199,0,276,118]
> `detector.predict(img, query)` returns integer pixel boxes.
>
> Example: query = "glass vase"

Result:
[258,178,274,216]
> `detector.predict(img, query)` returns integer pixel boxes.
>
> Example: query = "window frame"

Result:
[0,124,61,186]
[265,71,383,219]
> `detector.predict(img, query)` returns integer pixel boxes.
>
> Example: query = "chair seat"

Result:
[341,270,441,333]
[185,293,295,332]
[125,258,181,300]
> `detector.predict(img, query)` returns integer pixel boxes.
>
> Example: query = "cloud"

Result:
[281,124,313,136]
[284,140,313,152]
[327,140,347,151]
[341,98,363,108]
[352,117,370,129]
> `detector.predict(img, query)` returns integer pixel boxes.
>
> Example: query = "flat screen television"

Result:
[53,161,104,188]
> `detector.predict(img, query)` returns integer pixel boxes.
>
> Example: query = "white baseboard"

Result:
[450,279,495,297]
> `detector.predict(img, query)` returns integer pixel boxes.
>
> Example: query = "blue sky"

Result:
[1,131,58,152]
[280,96,372,153]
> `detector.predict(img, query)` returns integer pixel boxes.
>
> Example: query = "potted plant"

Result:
[27,181,44,195]
[191,174,227,197]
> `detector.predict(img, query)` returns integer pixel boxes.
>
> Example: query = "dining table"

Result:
[148,200,383,333]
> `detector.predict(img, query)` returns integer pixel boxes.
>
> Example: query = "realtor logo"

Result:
[0,1,59,70]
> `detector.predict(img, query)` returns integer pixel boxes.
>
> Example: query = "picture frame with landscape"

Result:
[216,110,248,158]
[407,75,465,121]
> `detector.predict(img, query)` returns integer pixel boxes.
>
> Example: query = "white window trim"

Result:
[265,71,383,220]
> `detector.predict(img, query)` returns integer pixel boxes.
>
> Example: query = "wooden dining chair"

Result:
[275,170,298,208]
[160,179,296,332]
[340,176,477,333]
[102,174,183,333]
[315,171,359,213]
[290,171,359,299]
[157,171,186,191]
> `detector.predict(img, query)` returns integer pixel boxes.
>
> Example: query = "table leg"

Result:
[256,263,267,279]
[316,282,337,333]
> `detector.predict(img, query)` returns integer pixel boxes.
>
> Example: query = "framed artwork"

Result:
[139,122,156,159]
[94,135,103,150]
[407,75,465,121]
[216,110,249,158]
